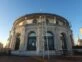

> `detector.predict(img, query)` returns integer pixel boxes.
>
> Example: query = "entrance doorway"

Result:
[61,33,67,55]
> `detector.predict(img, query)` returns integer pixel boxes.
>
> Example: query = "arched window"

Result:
[60,33,67,54]
[44,31,54,50]
[15,33,20,50]
[27,31,36,50]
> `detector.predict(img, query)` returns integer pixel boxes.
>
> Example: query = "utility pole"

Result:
[44,16,50,61]
[40,15,50,61]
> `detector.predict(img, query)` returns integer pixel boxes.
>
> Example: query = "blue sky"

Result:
[0,0,82,45]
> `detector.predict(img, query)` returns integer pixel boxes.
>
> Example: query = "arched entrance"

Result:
[27,31,36,50]
[44,31,54,50]
[60,33,67,55]
[15,33,20,50]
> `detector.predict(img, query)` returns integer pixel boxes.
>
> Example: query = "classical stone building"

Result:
[8,13,74,56]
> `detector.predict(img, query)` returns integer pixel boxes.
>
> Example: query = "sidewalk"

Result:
[0,55,82,62]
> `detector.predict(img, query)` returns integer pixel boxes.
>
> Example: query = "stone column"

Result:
[36,25,40,53]
[55,27,62,53]
[39,26,44,52]
[54,27,62,55]
[66,30,73,54]
[19,26,26,51]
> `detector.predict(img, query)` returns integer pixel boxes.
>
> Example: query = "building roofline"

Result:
[13,13,69,26]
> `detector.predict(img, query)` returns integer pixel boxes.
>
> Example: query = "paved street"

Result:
[0,55,82,62]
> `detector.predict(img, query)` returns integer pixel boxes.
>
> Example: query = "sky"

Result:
[0,0,82,46]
